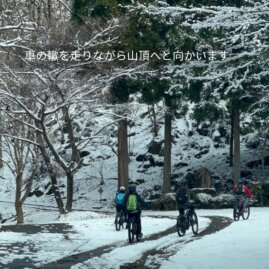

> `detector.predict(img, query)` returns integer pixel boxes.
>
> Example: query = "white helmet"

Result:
[120,186,125,191]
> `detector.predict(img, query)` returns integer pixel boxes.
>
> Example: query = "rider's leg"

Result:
[239,196,245,211]
[115,205,120,223]
[126,211,131,228]
[136,211,143,238]
[124,211,128,222]
[179,208,185,222]
[135,212,141,234]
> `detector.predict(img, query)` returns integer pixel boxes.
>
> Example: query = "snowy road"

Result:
[0,208,268,269]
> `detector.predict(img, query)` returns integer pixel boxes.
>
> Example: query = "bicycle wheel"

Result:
[115,213,121,231]
[242,204,250,220]
[176,216,186,237]
[119,213,124,229]
[190,211,198,235]
[233,207,240,221]
[128,218,135,243]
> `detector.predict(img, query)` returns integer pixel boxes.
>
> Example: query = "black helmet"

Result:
[129,184,136,193]
[177,179,187,187]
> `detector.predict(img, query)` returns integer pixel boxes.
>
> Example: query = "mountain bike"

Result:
[115,209,125,231]
[233,195,250,221]
[177,202,198,237]
[128,212,140,243]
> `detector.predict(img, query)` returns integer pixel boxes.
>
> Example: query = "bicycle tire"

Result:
[176,215,186,237]
[190,211,199,235]
[128,218,135,243]
[233,207,240,221]
[119,213,124,229]
[115,213,121,231]
[242,204,250,220]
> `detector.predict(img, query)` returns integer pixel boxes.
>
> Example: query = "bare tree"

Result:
[1,116,38,224]
[163,107,172,194]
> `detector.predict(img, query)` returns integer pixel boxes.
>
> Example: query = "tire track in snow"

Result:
[41,216,232,269]
[120,216,233,269]
[40,222,177,269]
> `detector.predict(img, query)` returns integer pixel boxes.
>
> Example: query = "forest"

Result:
[0,0,268,223]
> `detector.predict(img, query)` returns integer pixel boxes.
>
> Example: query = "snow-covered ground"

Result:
[0,204,268,269]
[161,208,269,269]
[0,205,177,267]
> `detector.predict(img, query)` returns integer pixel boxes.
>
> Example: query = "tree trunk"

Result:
[40,145,66,214]
[233,100,240,185]
[118,118,129,190]
[0,134,3,168]
[15,201,24,224]
[150,104,158,137]
[229,107,234,167]
[48,0,52,24]
[37,3,41,26]
[0,112,3,168]
[62,107,79,212]
[56,86,80,164]
[40,111,75,213]
[66,171,73,212]
[35,119,65,214]
[163,109,172,194]
[63,106,80,163]
[15,174,24,224]
[261,134,268,181]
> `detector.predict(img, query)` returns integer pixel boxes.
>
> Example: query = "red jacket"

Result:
[232,184,253,198]
[243,184,253,198]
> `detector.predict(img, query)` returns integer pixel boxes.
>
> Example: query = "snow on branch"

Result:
[1,133,40,147]
[0,22,36,32]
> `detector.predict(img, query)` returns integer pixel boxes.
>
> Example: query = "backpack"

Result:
[127,194,137,211]
[116,193,125,205]
[235,183,244,194]
[176,187,188,204]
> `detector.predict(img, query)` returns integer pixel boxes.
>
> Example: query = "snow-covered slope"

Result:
[0,101,268,212]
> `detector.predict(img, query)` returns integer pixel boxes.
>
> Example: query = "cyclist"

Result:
[175,179,190,225]
[124,184,144,239]
[232,179,253,209]
[115,186,127,221]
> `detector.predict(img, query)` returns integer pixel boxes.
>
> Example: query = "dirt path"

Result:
[41,216,232,269]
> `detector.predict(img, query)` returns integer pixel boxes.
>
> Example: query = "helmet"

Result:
[129,184,136,193]
[239,178,247,185]
[119,186,125,192]
[177,179,187,187]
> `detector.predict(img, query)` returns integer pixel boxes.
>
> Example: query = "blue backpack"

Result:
[116,193,125,205]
